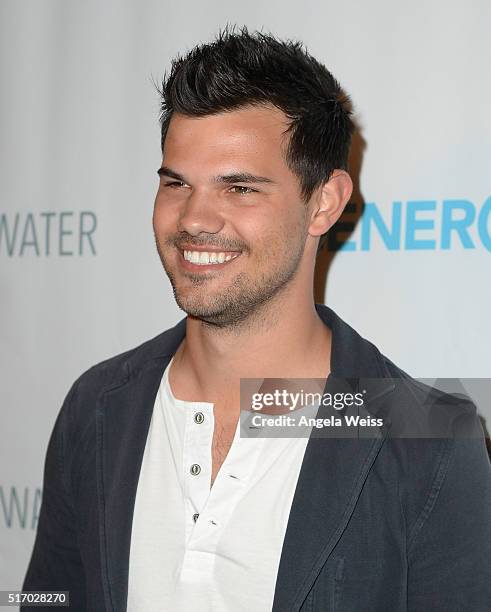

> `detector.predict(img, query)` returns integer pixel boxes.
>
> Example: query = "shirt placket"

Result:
[182,400,214,543]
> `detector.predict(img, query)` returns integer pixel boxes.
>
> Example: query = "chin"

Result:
[174,294,218,317]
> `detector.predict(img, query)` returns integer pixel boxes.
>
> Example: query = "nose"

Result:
[177,189,225,236]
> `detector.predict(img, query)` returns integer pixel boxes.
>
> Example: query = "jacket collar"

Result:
[95,303,394,611]
[112,303,391,383]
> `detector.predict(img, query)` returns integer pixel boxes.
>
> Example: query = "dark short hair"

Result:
[157,25,354,247]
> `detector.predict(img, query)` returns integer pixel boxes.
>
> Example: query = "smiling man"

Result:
[22,26,491,612]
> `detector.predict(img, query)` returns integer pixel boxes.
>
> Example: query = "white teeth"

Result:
[183,250,239,265]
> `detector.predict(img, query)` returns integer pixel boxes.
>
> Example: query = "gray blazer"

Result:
[22,304,491,611]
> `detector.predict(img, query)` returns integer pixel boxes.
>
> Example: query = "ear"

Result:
[308,170,353,238]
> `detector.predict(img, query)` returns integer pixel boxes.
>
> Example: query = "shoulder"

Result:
[379,353,481,438]
[371,352,490,539]
[57,316,187,431]
[76,316,185,391]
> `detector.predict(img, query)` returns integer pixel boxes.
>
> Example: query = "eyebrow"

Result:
[157,166,276,185]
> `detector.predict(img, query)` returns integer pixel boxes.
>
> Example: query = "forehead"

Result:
[163,104,292,173]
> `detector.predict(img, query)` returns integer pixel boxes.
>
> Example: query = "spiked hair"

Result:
[157,25,354,249]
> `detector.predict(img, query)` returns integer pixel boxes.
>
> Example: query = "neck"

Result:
[170,287,332,404]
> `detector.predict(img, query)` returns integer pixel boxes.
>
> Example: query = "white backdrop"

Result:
[1,0,490,592]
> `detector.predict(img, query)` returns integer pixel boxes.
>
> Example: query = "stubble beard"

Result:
[154,228,307,330]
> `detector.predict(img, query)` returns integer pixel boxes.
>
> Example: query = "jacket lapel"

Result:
[272,305,395,611]
[95,320,186,611]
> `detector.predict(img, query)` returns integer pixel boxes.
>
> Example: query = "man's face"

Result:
[153,104,313,327]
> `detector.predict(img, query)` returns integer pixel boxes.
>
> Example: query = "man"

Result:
[23,26,490,611]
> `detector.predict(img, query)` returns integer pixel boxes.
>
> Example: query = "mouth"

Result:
[178,247,242,271]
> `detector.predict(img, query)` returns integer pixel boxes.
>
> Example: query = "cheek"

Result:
[262,207,304,245]
[153,195,175,233]
[244,222,290,263]
[237,204,302,256]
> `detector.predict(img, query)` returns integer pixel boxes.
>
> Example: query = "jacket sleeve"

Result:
[407,415,491,611]
[21,380,87,611]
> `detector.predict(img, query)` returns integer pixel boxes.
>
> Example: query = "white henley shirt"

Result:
[127,356,313,611]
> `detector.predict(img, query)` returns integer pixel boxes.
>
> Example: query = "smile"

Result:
[183,250,241,265]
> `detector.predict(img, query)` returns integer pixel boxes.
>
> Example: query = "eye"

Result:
[230,185,257,195]
[164,181,186,189]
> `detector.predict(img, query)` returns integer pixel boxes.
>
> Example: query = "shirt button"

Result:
[194,412,205,424]
[190,463,201,476]
[192,513,199,523]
